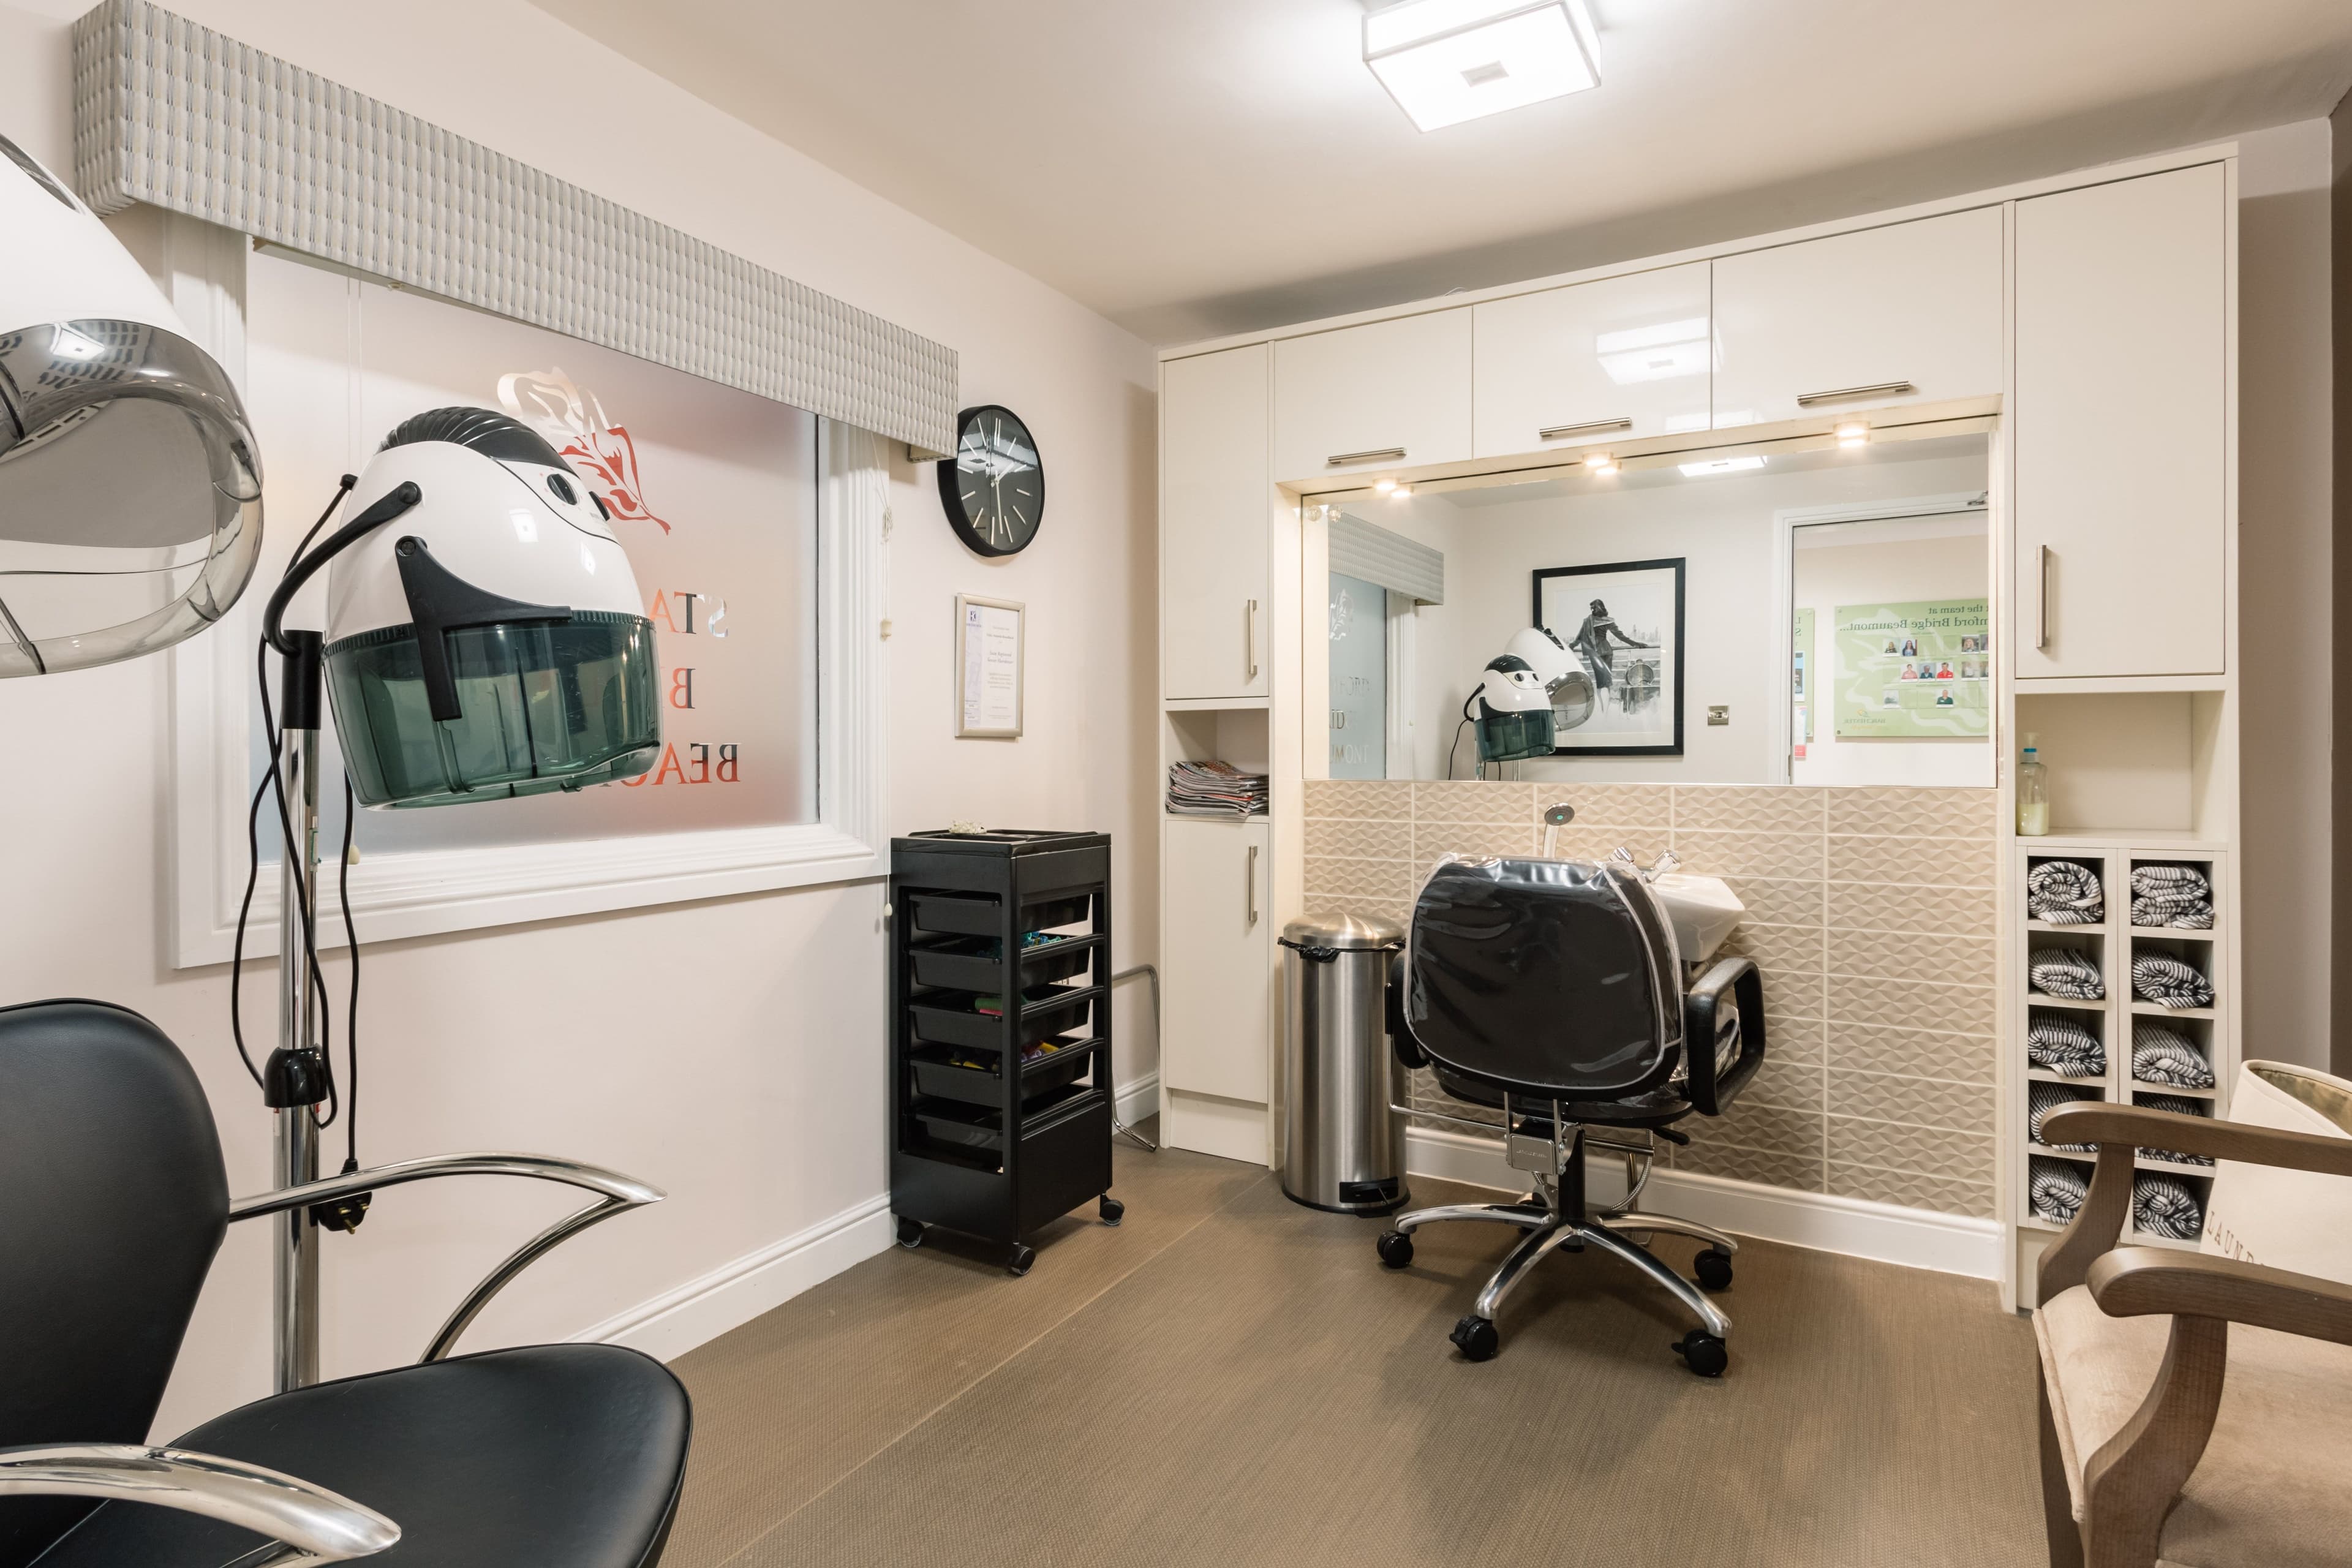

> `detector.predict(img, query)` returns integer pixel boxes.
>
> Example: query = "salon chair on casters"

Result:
[1374,856,1766,1374]
[0,998,690,1567]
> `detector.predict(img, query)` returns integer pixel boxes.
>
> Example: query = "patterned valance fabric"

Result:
[69,0,959,456]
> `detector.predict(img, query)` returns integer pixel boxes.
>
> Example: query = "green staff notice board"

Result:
[1834,599,1990,738]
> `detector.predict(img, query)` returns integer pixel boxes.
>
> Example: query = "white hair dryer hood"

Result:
[319,409,661,809]
[0,131,263,676]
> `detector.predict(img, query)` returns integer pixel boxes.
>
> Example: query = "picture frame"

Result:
[956,594,1026,738]
[1532,557,1686,756]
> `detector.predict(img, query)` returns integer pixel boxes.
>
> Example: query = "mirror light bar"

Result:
[1365,0,1602,133]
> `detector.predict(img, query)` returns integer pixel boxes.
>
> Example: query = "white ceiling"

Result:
[529,0,2352,345]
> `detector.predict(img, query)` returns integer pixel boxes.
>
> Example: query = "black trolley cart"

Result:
[889,829,1121,1275]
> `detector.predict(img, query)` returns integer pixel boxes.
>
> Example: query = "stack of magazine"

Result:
[1167,759,1269,818]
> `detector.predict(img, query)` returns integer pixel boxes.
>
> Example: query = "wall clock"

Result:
[938,404,1044,556]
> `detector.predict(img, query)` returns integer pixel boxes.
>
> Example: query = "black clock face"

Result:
[940,404,1043,556]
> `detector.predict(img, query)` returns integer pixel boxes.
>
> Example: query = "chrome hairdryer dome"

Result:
[0,132,263,677]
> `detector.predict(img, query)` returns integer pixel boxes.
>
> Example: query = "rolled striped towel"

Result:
[2131,953,2214,1009]
[2130,1022,2214,1088]
[2135,1094,2215,1166]
[2029,946,2105,1001]
[2027,860,2104,925]
[2132,896,2214,929]
[2029,1081,2098,1152]
[2027,1015,2105,1077]
[2130,863,2213,929]
[2029,1156,2089,1227]
[2133,1173,2204,1241]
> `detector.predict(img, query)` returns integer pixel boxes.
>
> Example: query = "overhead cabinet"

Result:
[1711,206,2004,427]
[1272,310,1473,484]
[1162,344,1271,700]
[1159,816,1272,1106]
[2012,164,2228,680]
[1472,262,1713,459]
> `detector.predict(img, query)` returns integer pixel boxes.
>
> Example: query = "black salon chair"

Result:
[0,998,690,1566]
[1375,856,1766,1374]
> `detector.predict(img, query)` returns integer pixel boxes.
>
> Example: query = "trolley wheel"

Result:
[1099,1195,1125,1226]
[1673,1330,1728,1378]
[1450,1314,1499,1362]
[1375,1230,1415,1270]
[1694,1246,1734,1292]
[1006,1243,1036,1278]
[894,1217,924,1250]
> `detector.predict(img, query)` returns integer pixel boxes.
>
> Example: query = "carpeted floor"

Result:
[667,1130,2045,1567]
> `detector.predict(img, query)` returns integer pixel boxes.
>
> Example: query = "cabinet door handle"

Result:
[1245,843,1259,927]
[1245,598,1260,682]
[2037,545,2051,651]
[1538,417,1632,440]
[1327,447,1406,466]
[1795,381,1917,407]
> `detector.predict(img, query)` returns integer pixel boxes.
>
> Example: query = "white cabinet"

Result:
[1711,206,2003,426]
[1161,816,1272,1106]
[1272,310,1472,483]
[2013,164,2228,680]
[1162,345,1270,699]
[1472,262,1712,458]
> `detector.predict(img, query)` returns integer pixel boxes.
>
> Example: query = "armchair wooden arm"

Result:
[2089,1248,2352,1348]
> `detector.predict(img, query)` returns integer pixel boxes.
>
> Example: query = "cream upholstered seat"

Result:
[2037,1283,2352,1568]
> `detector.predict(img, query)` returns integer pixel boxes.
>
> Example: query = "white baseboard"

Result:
[1406,1127,2001,1281]
[572,1192,895,1362]
[1115,1069,1160,1128]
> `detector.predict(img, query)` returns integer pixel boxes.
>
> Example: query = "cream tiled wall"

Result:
[1300,780,2002,1218]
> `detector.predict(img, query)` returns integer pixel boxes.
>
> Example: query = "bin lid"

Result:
[1280,912,1404,950]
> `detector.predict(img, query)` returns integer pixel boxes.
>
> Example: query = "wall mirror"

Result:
[1305,425,1994,786]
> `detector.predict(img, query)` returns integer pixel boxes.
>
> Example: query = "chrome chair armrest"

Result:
[0,1444,398,1564]
[230,1152,664,1364]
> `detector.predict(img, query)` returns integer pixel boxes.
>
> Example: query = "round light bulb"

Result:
[1374,478,1396,494]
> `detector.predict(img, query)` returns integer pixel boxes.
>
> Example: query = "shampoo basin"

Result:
[1648,873,1744,962]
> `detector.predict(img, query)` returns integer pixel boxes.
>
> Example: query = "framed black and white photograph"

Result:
[1532,557,1686,756]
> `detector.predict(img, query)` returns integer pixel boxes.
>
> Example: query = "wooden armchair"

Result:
[2034,1101,2352,1568]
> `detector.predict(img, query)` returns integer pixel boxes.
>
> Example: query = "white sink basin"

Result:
[1648,873,1744,962]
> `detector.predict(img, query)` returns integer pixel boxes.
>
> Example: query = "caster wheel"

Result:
[1375,1231,1415,1270]
[1672,1330,1728,1378]
[1099,1196,1125,1226]
[1006,1243,1036,1278]
[1450,1314,1500,1362]
[1694,1246,1734,1292]
[894,1217,924,1250]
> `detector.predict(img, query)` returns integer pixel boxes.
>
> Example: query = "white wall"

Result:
[0,0,1158,1439]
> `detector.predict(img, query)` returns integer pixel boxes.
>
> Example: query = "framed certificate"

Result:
[955,594,1025,739]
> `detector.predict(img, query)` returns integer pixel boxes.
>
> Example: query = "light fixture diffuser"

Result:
[1678,456,1768,478]
[1365,0,1602,133]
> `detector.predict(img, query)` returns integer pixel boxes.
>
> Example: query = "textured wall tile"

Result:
[1413,781,1534,825]
[1676,1139,1825,1193]
[1541,824,1666,865]
[1763,973,1826,1032]
[1305,779,1410,821]
[1827,788,2000,840]
[1831,1071,1996,1135]
[1303,856,1416,905]
[1413,821,1539,864]
[1704,1098,1824,1159]
[1828,835,1996,888]
[1827,929,1998,988]
[1826,1163,1996,1218]
[1672,829,1826,881]
[1537,783,1670,829]
[1741,1057,1826,1114]
[1674,786,1826,834]
[1724,876,1826,928]
[1303,818,1412,860]
[1828,880,1997,938]
[1827,1116,1996,1184]
[1828,974,1999,1036]
[1309,894,1414,929]
[1759,1016,1825,1066]
[1718,922,1826,975]
[1828,1023,1997,1084]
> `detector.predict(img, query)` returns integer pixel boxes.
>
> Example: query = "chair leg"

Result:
[1578,1222,1731,1338]
[1595,1212,1739,1254]
[2039,1375,2086,1568]
[1471,1221,1580,1320]
[1392,1200,1548,1235]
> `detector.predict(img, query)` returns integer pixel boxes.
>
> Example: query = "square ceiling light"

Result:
[1365,0,1602,133]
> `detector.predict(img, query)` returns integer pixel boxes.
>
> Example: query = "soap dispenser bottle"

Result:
[2018,734,2049,837]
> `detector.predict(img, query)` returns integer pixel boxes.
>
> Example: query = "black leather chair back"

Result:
[1403,857,1684,1102]
[0,1000,231,1567]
